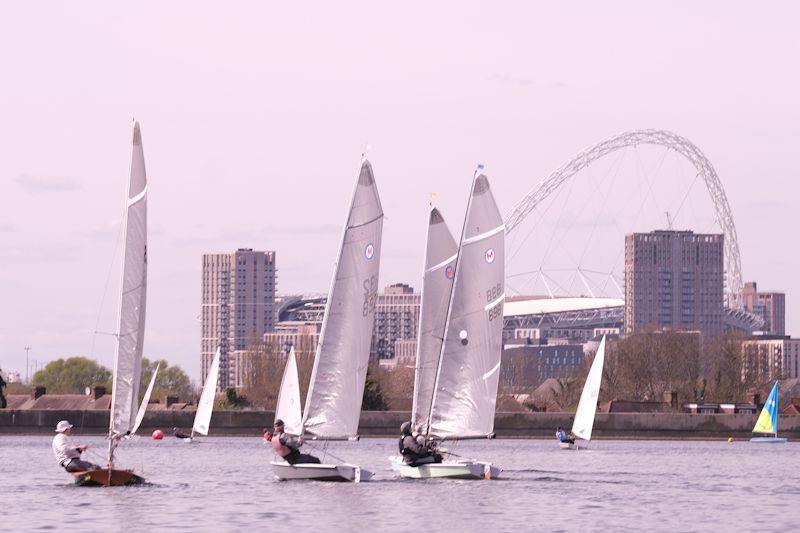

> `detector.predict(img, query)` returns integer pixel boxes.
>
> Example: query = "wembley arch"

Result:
[503,129,744,309]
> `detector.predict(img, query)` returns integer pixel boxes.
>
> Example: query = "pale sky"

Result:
[1,2,798,382]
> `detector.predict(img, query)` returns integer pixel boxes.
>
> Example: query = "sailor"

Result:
[556,426,575,445]
[271,419,320,465]
[172,427,191,439]
[52,420,99,472]
[399,421,439,466]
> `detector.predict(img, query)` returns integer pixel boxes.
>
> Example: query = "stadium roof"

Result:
[504,296,624,317]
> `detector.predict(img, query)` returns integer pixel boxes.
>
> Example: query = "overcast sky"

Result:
[1,2,798,382]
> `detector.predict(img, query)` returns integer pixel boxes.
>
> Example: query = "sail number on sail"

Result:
[486,283,503,321]
[362,275,379,316]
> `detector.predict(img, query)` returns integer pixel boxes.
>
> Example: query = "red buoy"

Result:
[152,429,164,440]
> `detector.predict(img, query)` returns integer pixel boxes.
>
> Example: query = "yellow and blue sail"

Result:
[753,381,779,435]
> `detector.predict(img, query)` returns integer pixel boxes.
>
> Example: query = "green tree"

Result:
[362,366,388,411]
[32,357,111,394]
[140,357,194,402]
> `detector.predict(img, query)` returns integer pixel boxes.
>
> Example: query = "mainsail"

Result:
[109,121,148,440]
[412,207,457,433]
[752,381,779,435]
[193,347,221,436]
[428,172,505,440]
[275,347,303,436]
[303,159,383,439]
[131,362,159,436]
[572,336,606,441]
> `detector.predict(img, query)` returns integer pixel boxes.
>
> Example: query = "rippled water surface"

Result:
[3,435,799,532]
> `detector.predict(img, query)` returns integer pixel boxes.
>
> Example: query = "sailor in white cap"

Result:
[52,420,98,472]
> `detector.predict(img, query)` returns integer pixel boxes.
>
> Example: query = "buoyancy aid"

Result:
[272,432,292,457]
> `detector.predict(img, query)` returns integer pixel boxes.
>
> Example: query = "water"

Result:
[3,435,798,532]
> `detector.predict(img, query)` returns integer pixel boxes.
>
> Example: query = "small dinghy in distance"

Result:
[560,336,606,450]
[389,169,505,480]
[270,158,383,483]
[750,381,787,443]
[179,347,222,442]
[73,122,150,487]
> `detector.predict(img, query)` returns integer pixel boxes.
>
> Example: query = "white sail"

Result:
[572,336,606,442]
[303,159,383,439]
[109,121,148,438]
[130,362,159,436]
[193,347,220,436]
[275,347,303,436]
[412,206,457,433]
[428,172,505,440]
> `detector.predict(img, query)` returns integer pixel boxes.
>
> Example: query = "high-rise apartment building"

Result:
[742,282,786,335]
[372,283,420,361]
[624,230,724,338]
[741,334,800,382]
[201,249,277,388]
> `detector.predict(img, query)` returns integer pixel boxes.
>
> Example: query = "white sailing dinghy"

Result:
[182,347,222,442]
[130,362,160,437]
[750,381,787,443]
[270,158,383,482]
[390,170,505,480]
[74,121,149,487]
[561,335,606,450]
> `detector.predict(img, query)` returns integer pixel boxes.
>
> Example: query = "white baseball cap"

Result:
[55,420,73,433]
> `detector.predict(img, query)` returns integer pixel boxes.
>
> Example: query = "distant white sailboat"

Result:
[130,362,160,437]
[390,169,505,480]
[561,335,606,450]
[270,158,383,482]
[186,346,221,441]
[74,121,149,487]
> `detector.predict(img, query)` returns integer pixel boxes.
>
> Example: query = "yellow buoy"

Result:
[727,437,734,443]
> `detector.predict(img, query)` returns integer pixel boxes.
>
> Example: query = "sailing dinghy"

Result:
[179,347,222,442]
[560,336,606,450]
[270,158,383,482]
[390,170,504,480]
[750,381,787,443]
[73,121,149,487]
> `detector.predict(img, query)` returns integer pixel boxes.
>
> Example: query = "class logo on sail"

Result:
[365,243,375,260]
[485,247,495,264]
[445,265,455,279]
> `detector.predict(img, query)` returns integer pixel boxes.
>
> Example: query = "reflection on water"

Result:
[3,436,799,531]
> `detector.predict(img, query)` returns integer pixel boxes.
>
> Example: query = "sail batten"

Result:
[109,121,148,439]
[411,207,458,433]
[427,173,505,440]
[193,347,220,436]
[572,336,606,442]
[302,160,383,439]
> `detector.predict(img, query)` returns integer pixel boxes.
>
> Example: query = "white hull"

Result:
[558,441,578,450]
[270,460,373,482]
[388,456,501,479]
[750,436,787,443]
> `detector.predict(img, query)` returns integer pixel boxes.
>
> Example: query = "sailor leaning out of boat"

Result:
[52,420,100,473]
[270,419,321,465]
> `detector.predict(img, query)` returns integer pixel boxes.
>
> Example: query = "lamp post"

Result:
[24,346,31,384]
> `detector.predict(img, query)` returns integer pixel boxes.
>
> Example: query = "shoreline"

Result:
[2,409,797,440]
